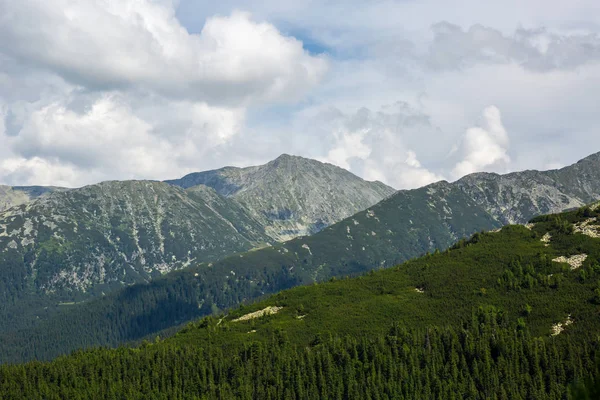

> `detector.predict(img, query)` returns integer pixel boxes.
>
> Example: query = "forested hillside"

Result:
[0,181,272,334]
[1,203,600,399]
[0,155,393,338]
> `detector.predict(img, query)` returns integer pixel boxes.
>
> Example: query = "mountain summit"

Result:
[166,154,396,241]
[454,151,600,224]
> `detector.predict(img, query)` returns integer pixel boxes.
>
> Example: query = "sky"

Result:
[0,0,599,189]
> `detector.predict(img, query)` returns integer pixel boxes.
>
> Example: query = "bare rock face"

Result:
[167,154,396,241]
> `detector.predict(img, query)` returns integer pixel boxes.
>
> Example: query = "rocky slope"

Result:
[455,152,600,224]
[0,185,59,212]
[1,152,599,360]
[166,154,397,241]
[0,181,270,305]
[0,155,394,333]
[3,184,600,365]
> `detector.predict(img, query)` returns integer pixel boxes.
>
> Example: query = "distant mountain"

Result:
[455,152,600,224]
[166,154,396,241]
[4,152,599,363]
[3,203,600,398]
[0,185,60,212]
[0,180,272,330]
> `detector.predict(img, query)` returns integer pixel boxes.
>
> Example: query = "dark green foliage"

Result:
[571,369,600,400]
[0,309,598,399]
[0,181,272,334]
[0,181,507,363]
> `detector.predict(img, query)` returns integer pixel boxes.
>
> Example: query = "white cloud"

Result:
[0,2,329,187]
[0,3,327,105]
[1,91,246,186]
[452,106,510,179]
[0,157,82,189]
[1,0,600,189]
[323,131,371,171]
[305,103,444,189]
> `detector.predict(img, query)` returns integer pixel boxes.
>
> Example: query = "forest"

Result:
[1,307,599,399]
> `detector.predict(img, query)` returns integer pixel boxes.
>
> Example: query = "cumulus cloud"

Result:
[299,103,444,189]
[0,157,82,189]
[1,0,599,189]
[0,2,327,105]
[0,1,330,187]
[452,106,510,179]
[0,91,247,186]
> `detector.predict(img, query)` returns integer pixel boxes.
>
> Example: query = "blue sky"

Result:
[1,0,599,188]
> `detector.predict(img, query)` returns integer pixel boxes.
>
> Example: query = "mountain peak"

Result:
[167,154,396,241]
[268,153,314,168]
[274,153,296,161]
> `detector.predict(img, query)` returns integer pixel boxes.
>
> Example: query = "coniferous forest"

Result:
[1,308,598,399]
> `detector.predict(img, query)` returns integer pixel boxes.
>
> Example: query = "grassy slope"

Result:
[170,205,600,351]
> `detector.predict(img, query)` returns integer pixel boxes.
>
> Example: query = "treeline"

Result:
[0,308,597,399]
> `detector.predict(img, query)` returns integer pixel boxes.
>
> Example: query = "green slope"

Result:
[1,204,600,399]
[178,205,600,348]
[2,152,599,364]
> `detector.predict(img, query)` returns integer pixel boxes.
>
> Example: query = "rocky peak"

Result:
[167,154,396,241]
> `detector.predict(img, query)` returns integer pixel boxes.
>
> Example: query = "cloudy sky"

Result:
[0,0,599,189]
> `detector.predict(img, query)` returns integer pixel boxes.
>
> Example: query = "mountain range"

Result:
[0,151,599,363]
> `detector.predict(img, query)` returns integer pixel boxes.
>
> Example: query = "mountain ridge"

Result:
[0,156,396,334]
